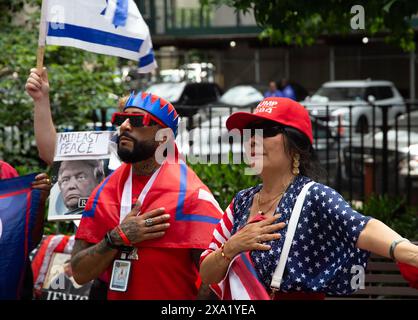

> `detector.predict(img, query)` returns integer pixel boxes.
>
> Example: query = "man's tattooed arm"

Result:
[71,239,119,285]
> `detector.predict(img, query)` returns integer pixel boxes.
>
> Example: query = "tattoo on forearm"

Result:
[71,241,91,270]
[72,240,90,255]
[71,240,114,270]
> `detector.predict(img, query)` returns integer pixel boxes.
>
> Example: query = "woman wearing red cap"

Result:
[200,97,418,300]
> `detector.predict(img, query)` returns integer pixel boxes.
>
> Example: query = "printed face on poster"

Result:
[48,131,117,221]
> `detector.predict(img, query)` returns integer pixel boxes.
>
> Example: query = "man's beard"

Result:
[117,132,158,163]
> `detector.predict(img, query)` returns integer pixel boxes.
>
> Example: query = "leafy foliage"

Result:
[202,0,418,51]
[354,194,418,240]
[189,161,260,210]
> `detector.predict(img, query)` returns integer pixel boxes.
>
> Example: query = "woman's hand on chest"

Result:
[223,215,286,259]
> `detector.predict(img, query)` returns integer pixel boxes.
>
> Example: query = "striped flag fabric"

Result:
[200,202,271,300]
[211,251,271,300]
[41,0,157,72]
[32,235,76,294]
[0,174,42,300]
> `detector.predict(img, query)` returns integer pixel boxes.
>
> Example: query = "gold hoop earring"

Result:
[292,154,300,175]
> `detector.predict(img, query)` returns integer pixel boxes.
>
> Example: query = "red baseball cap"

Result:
[226,97,313,144]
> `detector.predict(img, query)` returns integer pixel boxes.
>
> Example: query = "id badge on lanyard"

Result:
[109,248,138,292]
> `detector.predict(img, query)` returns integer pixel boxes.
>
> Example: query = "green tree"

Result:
[0,0,128,168]
[189,161,260,209]
[203,0,418,51]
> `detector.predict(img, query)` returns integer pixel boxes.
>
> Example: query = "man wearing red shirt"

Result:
[68,92,222,300]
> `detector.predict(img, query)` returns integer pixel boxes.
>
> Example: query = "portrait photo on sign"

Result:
[47,131,118,221]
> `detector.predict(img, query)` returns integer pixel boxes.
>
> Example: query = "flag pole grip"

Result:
[36,46,45,73]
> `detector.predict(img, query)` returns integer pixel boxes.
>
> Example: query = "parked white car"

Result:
[303,80,406,135]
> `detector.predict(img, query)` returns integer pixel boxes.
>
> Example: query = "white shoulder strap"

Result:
[270,181,315,290]
[119,163,163,223]
[119,166,133,223]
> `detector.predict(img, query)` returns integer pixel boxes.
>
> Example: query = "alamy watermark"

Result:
[350,5,365,30]
[351,265,366,290]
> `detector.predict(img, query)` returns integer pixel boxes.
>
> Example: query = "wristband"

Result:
[104,231,120,249]
[116,225,132,246]
[389,238,410,261]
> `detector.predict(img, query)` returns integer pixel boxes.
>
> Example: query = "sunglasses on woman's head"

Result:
[111,112,162,128]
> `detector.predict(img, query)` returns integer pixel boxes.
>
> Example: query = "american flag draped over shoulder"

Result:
[201,175,372,299]
[200,201,270,300]
[0,174,42,299]
[77,158,223,249]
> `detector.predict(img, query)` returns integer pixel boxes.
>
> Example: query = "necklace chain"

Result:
[256,177,295,215]
[256,192,284,215]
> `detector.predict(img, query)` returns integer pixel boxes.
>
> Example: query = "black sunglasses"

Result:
[111,112,160,128]
[244,122,286,139]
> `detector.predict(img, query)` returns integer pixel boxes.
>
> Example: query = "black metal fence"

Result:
[1,101,418,205]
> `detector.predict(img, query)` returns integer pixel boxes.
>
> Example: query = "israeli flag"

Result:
[41,0,157,73]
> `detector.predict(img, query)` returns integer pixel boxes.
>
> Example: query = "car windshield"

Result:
[145,82,186,102]
[219,85,264,106]
[313,86,366,101]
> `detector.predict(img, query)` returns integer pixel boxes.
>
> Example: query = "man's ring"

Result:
[46,178,51,184]
[145,218,153,227]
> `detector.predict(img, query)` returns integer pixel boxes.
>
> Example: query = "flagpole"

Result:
[37,0,48,73]
[36,46,45,73]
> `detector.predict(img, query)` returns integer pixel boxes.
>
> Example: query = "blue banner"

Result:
[0,173,41,300]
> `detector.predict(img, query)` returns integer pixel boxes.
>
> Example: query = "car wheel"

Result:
[356,116,369,134]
